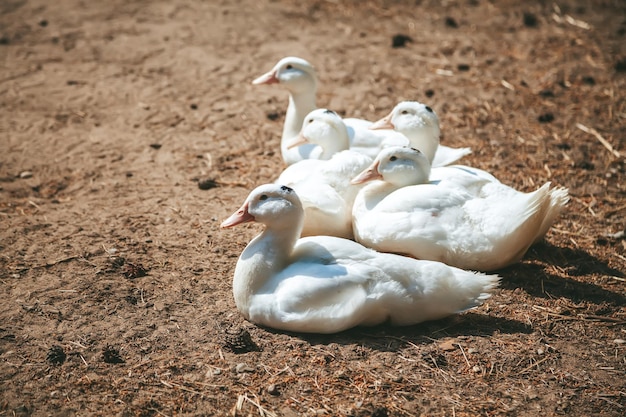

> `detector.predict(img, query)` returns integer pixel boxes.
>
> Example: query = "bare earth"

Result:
[1,0,625,416]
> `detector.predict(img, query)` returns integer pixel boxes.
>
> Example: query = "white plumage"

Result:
[351,147,569,271]
[221,184,499,334]
[253,57,469,165]
[370,101,472,168]
[275,109,372,239]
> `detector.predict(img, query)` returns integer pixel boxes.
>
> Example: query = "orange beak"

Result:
[369,113,394,130]
[285,131,309,149]
[252,70,279,85]
[351,160,382,184]
[221,202,255,228]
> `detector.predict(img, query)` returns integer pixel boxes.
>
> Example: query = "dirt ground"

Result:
[1,0,625,415]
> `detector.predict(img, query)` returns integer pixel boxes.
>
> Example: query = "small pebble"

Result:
[445,17,458,28]
[457,63,470,71]
[190,103,198,110]
[472,365,481,373]
[39,20,48,27]
[198,178,218,190]
[391,34,412,48]
[19,171,33,179]
[537,348,545,355]
[425,89,435,98]
[614,339,625,344]
[582,76,595,85]
[149,143,162,150]
[235,363,254,373]
[615,58,626,73]
[46,345,66,365]
[267,383,280,395]
[439,340,456,351]
[523,12,538,28]
[467,348,478,354]
[102,345,124,364]
[538,113,554,123]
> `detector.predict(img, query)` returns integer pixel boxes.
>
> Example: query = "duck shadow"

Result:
[497,241,626,306]
[271,312,531,353]
[525,240,625,278]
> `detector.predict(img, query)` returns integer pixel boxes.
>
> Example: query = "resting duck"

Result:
[252,57,410,164]
[370,101,472,168]
[275,109,371,238]
[351,147,569,271]
[221,184,500,334]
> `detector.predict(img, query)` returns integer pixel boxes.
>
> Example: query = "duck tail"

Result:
[452,270,501,312]
[532,186,570,244]
[478,182,553,270]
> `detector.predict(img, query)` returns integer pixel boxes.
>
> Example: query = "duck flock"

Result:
[220,57,569,334]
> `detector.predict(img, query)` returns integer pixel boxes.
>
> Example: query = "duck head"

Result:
[370,102,441,163]
[351,146,431,187]
[252,57,318,95]
[221,184,304,233]
[285,109,350,158]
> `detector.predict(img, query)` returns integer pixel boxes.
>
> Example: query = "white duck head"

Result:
[352,146,431,188]
[221,184,304,236]
[285,109,350,160]
[252,56,317,95]
[370,102,441,164]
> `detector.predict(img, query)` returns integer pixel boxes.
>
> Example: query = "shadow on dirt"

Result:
[526,241,625,277]
[498,242,626,306]
[273,312,532,352]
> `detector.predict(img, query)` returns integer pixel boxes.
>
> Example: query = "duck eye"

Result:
[400,110,409,115]
[308,119,314,123]
[390,156,397,161]
[286,64,293,70]
[425,106,433,113]
[259,194,268,201]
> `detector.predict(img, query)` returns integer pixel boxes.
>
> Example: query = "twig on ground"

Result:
[577,123,621,158]
[232,393,277,417]
[516,356,551,375]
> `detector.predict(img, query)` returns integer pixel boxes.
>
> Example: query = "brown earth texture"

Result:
[1,0,625,416]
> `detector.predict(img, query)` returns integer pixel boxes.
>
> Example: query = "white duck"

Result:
[351,147,568,271]
[370,101,472,168]
[220,183,500,334]
[252,56,410,164]
[368,102,569,243]
[275,109,372,239]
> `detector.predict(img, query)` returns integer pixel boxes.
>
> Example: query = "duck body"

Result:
[275,109,372,238]
[276,150,371,238]
[221,184,499,334]
[352,147,568,271]
[253,57,412,164]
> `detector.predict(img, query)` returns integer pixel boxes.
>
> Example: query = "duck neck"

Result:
[356,181,400,211]
[319,125,350,160]
[282,89,317,144]
[405,129,440,165]
[232,225,300,315]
